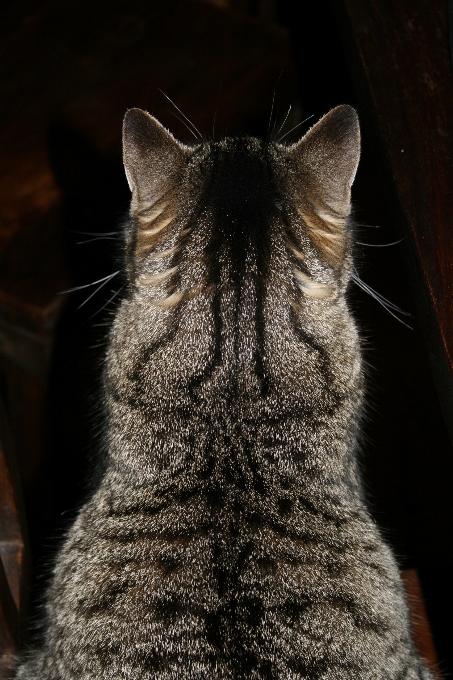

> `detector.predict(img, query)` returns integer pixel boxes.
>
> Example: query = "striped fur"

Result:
[16,107,434,680]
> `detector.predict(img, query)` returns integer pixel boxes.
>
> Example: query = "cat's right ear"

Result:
[122,109,185,203]
[285,105,360,270]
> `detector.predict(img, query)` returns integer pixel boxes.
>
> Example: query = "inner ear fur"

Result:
[122,108,186,205]
[286,105,360,269]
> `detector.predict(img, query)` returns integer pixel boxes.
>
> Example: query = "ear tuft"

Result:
[122,108,185,202]
[286,105,360,269]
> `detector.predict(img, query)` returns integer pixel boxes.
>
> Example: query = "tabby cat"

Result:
[17,105,434,679]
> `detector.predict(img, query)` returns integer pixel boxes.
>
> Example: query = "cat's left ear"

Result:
[123,108,185,203]
[286,105,360,269]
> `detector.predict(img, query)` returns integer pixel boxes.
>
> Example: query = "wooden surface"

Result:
[0,396,26,677]
[335,0,453,439]
[402,569,440,679]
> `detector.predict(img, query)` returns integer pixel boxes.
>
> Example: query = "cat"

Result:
[16,105,435,679]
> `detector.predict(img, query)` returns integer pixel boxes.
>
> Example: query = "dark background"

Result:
[0,0,451,675]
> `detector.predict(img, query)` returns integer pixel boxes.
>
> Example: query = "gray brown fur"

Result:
[16,106,434,679]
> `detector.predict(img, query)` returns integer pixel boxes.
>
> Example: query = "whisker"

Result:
[75,272,122,310]
[76,237,118,244]
[158,88,203,140]
[353,275,407,320]
[267,89,276,139]
[69,231,120,236]
[270,103,281,140]
[352,273,412,329]
[276,104,292,138]
[352,275,399,313]
[87,285,125,321]
[277,114,315,143]
[59,271,120,295]
[167,110,200,142]
[356,238,405,247]
[353,273,410,314]
[267,71,283,139]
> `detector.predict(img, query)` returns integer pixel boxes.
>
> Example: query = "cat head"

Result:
[122,105,360,312]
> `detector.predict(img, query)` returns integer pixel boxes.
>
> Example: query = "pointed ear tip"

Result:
[327,104,359,127]
[330,104,358,117]
[123,108,152,131]
[123,109,143,142]
[329,105,360,135]
[124,107,146,116]
[122,109,180,147]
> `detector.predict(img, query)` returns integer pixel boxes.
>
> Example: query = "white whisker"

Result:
[267,87,277,139]
[353,273,410,314]
[60,271,120,295]
[276,104,292,138]
[87,286,125,321]
[76,237,118,244]
[357,238,405,247]
[267,71,283,139]
[167,110,200,142]
[277,114,315,143]
[70,231,120,236]
[352,273,412,329]
[159,88,202,140]
[73,272,121,310]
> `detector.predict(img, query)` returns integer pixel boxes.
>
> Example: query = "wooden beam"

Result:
[335,0,453,440]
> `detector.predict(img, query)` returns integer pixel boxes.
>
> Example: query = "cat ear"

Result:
[287,105,360,269]
[122,108,185,202]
